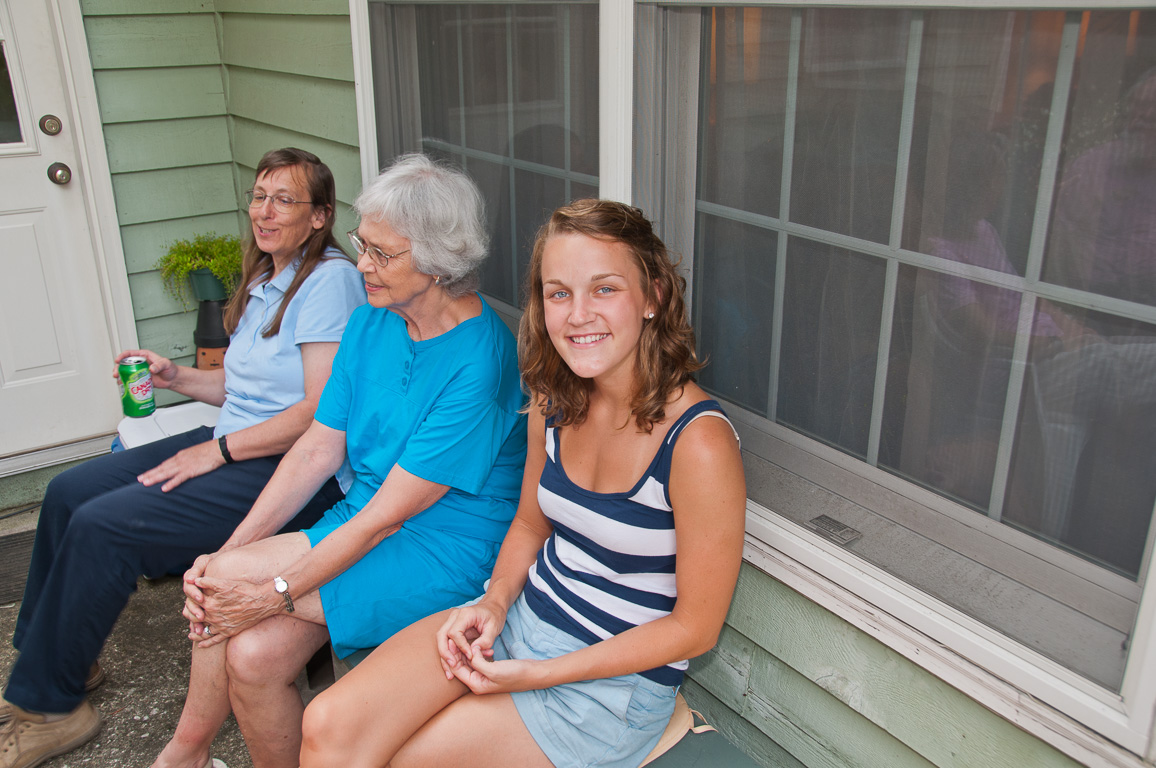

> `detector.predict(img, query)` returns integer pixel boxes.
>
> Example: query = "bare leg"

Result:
[392,691,552,768]
[150,641,230,768]
[300,611,466,768]
[300,611,551,768]
[227,614,331,768]
[151,533,320,768]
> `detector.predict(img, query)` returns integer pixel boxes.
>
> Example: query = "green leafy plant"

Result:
[157,233,243,308]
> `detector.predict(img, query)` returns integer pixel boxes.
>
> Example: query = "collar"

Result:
[251,253,303,298]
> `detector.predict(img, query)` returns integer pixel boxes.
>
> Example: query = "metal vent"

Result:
[806,515,862,546]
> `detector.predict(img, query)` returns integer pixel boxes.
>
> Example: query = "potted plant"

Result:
[156,233,243,369]
[156,232,243,308]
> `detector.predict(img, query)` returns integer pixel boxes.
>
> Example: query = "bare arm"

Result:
[136,341,339,492]
[190,456,453,643]
[446,411,746,694]
[436,409,552,668]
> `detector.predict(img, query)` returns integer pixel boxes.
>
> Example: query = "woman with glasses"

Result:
[0,148,365,768]
[150,153,526,768]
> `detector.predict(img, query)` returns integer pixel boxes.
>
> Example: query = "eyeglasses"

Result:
[245,190,314,214]
[348,229,410,268]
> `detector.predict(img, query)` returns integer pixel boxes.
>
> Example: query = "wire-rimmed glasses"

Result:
[245,190,314,214]
[348,229,410,268]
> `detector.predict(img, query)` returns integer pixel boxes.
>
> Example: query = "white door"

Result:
[0,0,121,458]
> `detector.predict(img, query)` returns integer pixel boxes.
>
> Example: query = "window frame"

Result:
[350,0,1156,761]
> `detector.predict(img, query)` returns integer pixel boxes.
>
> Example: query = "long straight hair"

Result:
[223,148,347,337]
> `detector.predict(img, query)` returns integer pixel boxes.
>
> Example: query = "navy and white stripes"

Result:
[522,400,733,686]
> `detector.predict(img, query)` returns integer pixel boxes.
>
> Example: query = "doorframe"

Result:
[0,0,134,477]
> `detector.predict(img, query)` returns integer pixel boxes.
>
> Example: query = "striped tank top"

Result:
[523,399,735,686]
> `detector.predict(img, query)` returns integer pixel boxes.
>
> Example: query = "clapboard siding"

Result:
[221,14,354,82]
[84,15,220,69]
[103,118,232,174]
[110,165,237,227]
[226,68,358,147]
[215,0,347,15]
[81,0,212,15]
[92,67,226,124]
[684,565,1086,768]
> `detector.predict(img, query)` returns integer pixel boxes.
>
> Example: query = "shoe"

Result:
[0,663,104,725]
[0,700,101,768]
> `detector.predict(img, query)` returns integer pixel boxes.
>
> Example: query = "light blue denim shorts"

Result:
[492,593,678,768]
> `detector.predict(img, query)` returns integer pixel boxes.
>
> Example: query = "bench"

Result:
[325,646,762,767]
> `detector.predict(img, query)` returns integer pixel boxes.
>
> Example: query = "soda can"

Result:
[118,356,156,418]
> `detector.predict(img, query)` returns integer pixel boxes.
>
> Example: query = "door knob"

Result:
[47,162,72,185]
[39,115,63,136]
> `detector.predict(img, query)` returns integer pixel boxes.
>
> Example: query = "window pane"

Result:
[697,8,791,217]
[406,3,599,306]
[690,5,1156,690]
[694,213,777,413]
[1,45,22,144]
[376,3,601,309]
[777,241,885,458]
[1043,13,1156,307]
[1005,307,1156,579]
[790,10,908,244]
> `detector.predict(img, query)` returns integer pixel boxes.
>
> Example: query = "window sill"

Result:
[741,503,1153,764]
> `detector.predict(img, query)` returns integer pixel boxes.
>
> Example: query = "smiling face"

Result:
[354,217,437,314]
[249,166,326,265]
[541,233,654,388]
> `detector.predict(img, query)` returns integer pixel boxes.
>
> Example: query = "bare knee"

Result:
[224,626,299,688]
[301,688,360,762]
[203,547,256,580]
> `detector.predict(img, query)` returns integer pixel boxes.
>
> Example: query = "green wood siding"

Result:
[686,566,1087,768]
[81,3,358,368]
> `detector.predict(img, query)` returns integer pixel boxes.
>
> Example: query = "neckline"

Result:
[550,399,720,498]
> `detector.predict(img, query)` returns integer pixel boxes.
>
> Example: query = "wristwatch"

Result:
[273,576,295,613]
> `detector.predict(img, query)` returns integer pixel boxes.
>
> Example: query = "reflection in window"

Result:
[401,4,599,307]
[1,46,23,144]
[693,7,1156,685]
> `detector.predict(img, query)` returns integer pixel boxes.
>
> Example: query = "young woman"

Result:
[299,199,746,768]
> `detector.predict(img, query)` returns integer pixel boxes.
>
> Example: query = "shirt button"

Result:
[404,361,410,370]
[401,378,409,387]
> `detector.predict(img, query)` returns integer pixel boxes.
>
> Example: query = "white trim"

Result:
[350,0,379,187]
[647,0,1154,6]
[743,502,1155,762]
[51,0,136,353]
[598,0,632,202]
[0,435,112,478]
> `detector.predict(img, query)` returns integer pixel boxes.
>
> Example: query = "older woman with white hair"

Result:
[150,154,527,768]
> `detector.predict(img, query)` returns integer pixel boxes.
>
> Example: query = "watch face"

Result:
[274,577,288,593]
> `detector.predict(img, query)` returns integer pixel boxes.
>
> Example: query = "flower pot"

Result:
[189,268,228,302]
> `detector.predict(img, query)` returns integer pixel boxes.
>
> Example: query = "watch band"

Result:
[273,576,295,613]
[218,434,235,464]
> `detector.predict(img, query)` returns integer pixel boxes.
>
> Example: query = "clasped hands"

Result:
[181,553,280,648]
[436,602,544,695]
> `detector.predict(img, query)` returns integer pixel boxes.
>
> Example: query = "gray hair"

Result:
[353,153,489,298]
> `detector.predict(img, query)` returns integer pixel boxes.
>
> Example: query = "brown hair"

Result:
[518,199,703,432]
[223,148,348,337]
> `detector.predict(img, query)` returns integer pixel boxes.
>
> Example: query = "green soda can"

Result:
[118,356,156,418]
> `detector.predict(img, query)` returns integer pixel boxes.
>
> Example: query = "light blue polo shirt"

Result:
[313,297,527,543]
[214,250,366,452]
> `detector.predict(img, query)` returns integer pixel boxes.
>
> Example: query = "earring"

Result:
[646,312,655,319]
[434,275,441,285]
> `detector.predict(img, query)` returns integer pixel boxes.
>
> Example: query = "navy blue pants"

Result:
[5,426,342,714]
